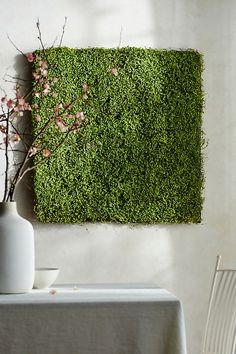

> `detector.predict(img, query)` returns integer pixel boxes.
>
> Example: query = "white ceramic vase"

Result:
[0,201,35,293]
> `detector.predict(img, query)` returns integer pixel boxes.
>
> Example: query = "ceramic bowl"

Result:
[33,267,59,289]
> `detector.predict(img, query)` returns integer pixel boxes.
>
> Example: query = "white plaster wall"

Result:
[0,0,236,353]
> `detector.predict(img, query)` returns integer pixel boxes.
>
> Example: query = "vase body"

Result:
[0,202,34,293]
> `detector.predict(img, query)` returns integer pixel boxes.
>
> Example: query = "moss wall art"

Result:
[32,47,204,224]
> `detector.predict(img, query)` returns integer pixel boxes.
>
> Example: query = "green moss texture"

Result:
[32,47,204,224]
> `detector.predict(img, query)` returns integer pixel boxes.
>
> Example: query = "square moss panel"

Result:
[32,47,204,224]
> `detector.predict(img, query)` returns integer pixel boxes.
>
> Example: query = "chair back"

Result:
[203,255,236,354]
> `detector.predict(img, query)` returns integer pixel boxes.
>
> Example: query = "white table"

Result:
[0,284,187,354]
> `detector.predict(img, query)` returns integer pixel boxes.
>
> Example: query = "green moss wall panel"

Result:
[32,47,204,224]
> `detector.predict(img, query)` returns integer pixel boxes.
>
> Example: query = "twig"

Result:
[36,18,45,52]
[118,26,123,48]
[59,17,67,47]
[50,36,58,49]
[3,110,10,201]
[7,34,26,57]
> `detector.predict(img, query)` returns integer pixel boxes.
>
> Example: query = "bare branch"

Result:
[118,26,123,48]
[50,36,58,49]
[7,34,26,57]
[59,17,68,47]
[36,18,45,51]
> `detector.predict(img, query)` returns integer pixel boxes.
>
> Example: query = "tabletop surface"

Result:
[0,283,179,304]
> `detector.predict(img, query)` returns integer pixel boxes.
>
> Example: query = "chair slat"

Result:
[203,258,236,354]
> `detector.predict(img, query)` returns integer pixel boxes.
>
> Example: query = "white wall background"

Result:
[0,0,236,353]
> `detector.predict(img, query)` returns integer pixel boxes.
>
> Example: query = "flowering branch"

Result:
[0,21,86,202]
[0,20,120,203]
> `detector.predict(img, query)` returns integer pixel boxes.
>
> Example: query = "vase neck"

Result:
[0,202,18,216]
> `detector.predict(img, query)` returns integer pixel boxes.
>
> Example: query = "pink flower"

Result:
[52,92,58,98]
[0,125,6,133]
[34,92,40,98]
[26,53,34,62]
[52,77,58,84]
[73,120,81,128]
[35,114,41,122]
[18,97,25,107]
[39,60,47,69]
[11,134,21,143]
[43,84,50,95]
[1,96,6,104]
[33,73,40,80]
[13,106,19,112]
[110,67,118,76]
[64,103,72,110]
[7,99,14,109]
[54,104,62,115]
[42,70,48,77]
[82,83,90,92]
[55,118,67,132]
[43,148,51,158]
[24,102,31,111]
[29,146,38,157]
[76,111,84,119]
[34,104,39,109]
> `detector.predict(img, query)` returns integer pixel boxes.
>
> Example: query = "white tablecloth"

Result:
[0,283,187,354]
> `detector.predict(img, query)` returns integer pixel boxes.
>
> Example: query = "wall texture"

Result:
[0,1,235,353]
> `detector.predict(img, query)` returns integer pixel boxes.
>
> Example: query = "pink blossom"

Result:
[7,99,14,109]
[52,77,58,84]
[64,103,72,110]
[29,146,38,157]
[1,96,6,104]
[43,148,51,158]
[73,120,81,128]
[26,53,34,62]
[35,54,41,61]
[13,106,19,112]
[52,92,58,98]
[18,97,25,106]
[110,67,118,76]
[34,104,39,109]
[34,92,40,98]
[55,117,67,132]
[39,60,47,69]
[11,134,21,143]
[33,73,40,80]
[0,125,6,133]
[82,83,90,92]
[54,104,62,115]
[76,111,84,119]
[42,70,48,77]
[43,84,50,95]
[24,102,31,111]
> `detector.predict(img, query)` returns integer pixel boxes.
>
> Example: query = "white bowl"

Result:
[33,267,59,289]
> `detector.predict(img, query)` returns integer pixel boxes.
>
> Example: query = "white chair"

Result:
[203,255,236,354]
